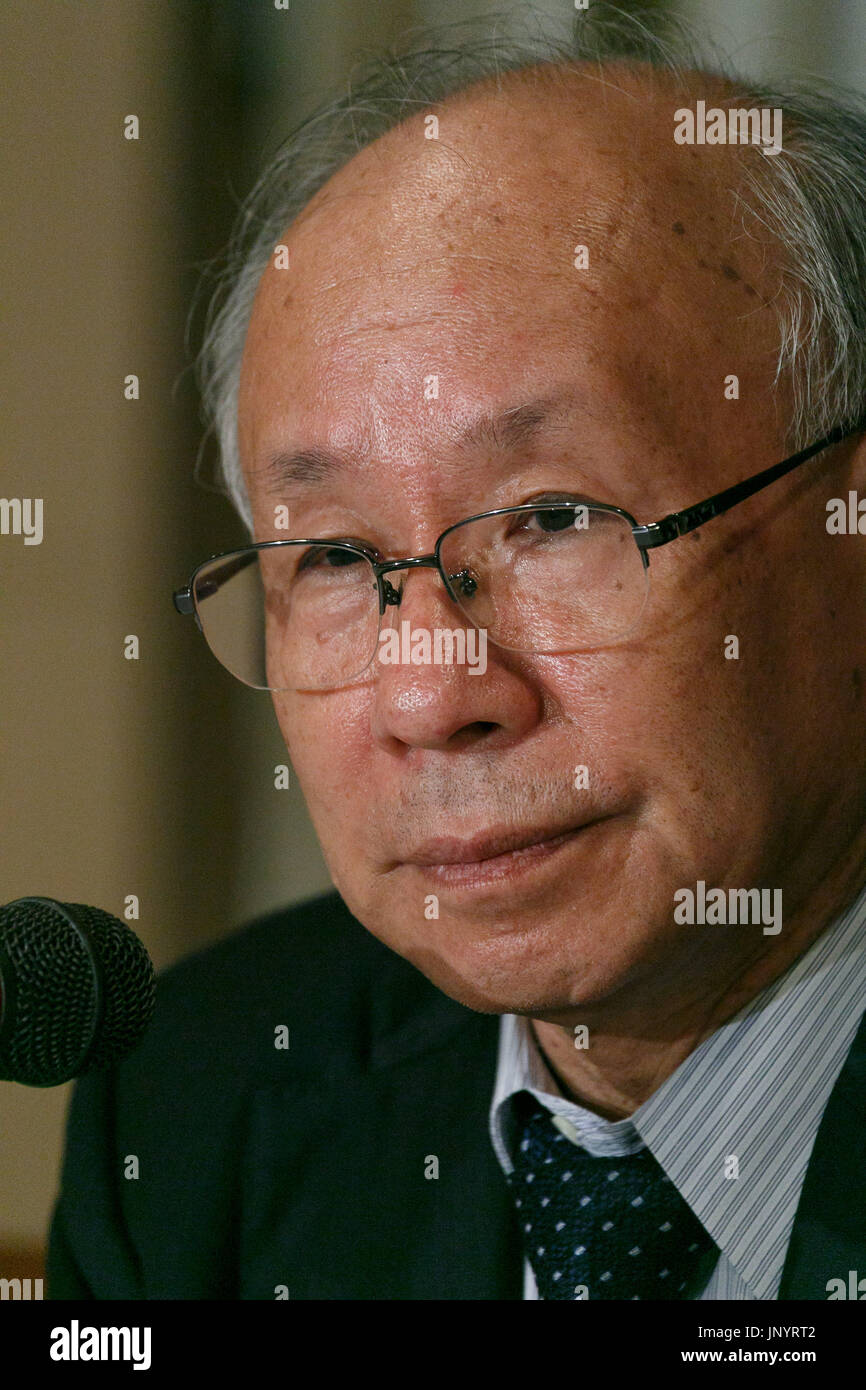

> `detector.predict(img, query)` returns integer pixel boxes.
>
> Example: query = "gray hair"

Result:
[194,4,866,533]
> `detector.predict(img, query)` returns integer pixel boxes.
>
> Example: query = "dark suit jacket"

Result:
[46,890,866,1299]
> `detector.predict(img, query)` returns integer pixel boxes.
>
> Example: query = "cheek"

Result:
[271,690,372,825]
[543,603,770,819]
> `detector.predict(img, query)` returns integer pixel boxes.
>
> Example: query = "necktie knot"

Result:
[506,1092,717,1300]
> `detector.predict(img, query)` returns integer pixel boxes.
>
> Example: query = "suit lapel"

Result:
[238,952,523,1299]
[779,1008,866,1298]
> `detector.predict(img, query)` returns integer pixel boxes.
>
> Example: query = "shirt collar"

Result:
[489,878,866,1300]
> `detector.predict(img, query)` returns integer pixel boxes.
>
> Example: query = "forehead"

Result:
[253,67,769,285]
[238,66,783,468]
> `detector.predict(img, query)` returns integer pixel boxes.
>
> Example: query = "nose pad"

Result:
[448,567,479,600]
[377,574,405,638]
[384,565,478,639]
[382,576,402,609]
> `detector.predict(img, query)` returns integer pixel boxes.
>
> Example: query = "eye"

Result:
[297,540,377,571]
[525,507,576,534]
[509,495,589,535]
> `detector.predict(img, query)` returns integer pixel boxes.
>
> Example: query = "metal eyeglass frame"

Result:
[173,415,866,639]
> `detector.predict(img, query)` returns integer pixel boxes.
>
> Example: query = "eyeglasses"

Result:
[173,418,865,691]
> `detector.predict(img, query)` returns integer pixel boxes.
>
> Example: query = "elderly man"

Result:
[48,12,866,1301]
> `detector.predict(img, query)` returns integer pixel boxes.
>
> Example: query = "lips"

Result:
[402,821,599,867]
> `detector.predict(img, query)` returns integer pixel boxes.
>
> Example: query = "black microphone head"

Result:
[0,897,155,1087]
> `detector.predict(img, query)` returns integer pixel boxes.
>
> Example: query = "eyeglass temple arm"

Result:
[173,550,260,615]
[171,416,866,606]
[633,416,866,551]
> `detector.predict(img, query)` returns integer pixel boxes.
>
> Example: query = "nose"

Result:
[369,566,541,754]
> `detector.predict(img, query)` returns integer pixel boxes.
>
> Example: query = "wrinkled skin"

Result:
[237,65,866,1116]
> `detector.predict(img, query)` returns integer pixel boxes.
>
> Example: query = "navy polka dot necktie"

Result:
[506,1091,718,1300]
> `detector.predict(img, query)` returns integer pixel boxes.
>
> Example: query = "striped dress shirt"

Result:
[489,878,866,1300]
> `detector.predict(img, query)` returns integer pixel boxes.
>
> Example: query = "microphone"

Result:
[0,897,155,1087]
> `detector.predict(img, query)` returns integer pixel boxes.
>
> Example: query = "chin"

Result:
[374,905,653,1018]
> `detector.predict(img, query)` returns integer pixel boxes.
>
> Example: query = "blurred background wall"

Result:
[1,0,863,1279]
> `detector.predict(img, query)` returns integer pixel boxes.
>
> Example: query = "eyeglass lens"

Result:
[192,506,649,690]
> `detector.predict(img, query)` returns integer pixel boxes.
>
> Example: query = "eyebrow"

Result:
[258,390,582,496]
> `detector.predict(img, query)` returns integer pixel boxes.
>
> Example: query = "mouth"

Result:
[397,818,610,889]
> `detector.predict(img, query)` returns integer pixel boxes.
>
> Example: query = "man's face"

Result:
[237,71,865,1019]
